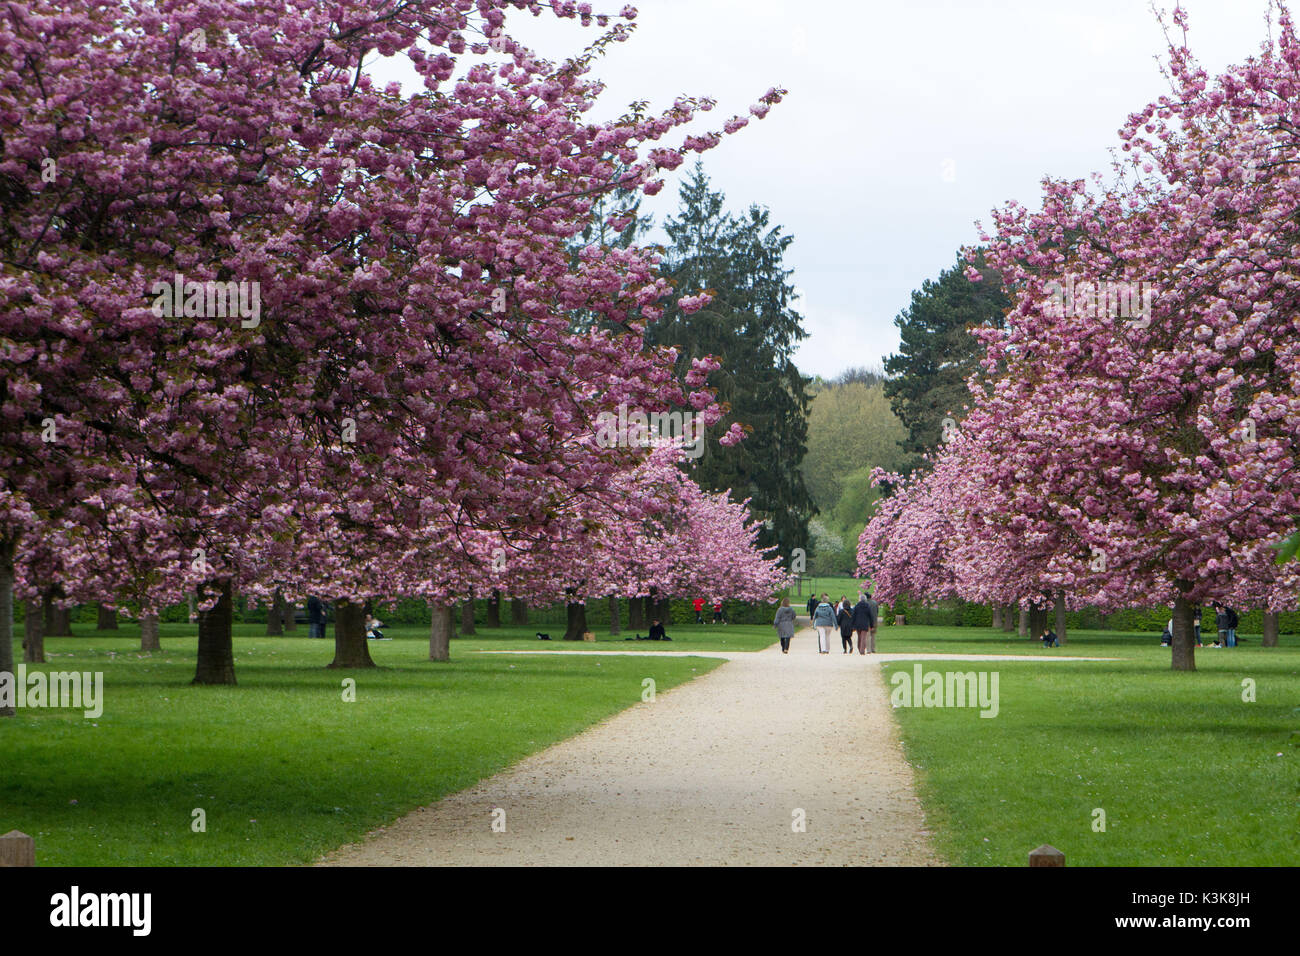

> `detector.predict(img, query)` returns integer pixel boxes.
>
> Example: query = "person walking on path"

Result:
[805,593,818,619]
[865,590,880,653]
[851,593,877,654]
[812,593,837,654]
[773,597,796,654]
[836,596,854,653]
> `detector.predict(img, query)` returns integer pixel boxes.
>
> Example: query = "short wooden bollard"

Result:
[1029,844,1065,867]
[0,831,35,867]
[894,615,906,626]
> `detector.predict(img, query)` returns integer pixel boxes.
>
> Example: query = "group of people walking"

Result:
[771,592,879,654]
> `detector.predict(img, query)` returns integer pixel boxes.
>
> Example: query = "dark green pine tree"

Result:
[648,162,815,564]
[882,251,1009,471]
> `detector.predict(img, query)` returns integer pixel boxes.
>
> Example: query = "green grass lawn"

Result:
[879,626,1299,866]
[6,619,1295,867]
[1,624,724,866]
[455,621,777,653]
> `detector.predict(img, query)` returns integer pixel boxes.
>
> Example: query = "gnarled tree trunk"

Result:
[96,604,118,630]
[628,595,644,631]
[1054,590,1068,645]
[429,603,452,662]
[265,589,285,636]
[1171,592,1197,672]
[1002,604,1016,632]
[1262,611,1279,648]
[608,596,621,635]
[510,598,527,626]
[45,593,73,637]
[563,601,588,641]
[193,580,237,685]
[486,590,501,628]
[1017,605,1028,639]
[328,598,375,669]
[140,612,161,652]
[23,598,45,663]
[460,599,476,635]
[991,605,1003,630]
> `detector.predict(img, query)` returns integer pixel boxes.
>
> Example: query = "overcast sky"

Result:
[374,0,1273,381]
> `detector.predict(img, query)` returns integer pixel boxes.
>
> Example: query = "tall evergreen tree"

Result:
[883,251,1009,470]
[647,163,814,563]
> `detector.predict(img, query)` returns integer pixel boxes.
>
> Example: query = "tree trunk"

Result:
[45,594,73,636]
[460,598,476,635]
[486,590,501,628]
[562,601,588,641]
[1017,605,1028,639]
[991,605,1003,630]
[0,536,16,716]
[1170,592,1197,672]
[655,598,672,626]
[96,604,118,630]
[642,594,654,627]
[193,580,237,685]
[608,596,621,635]
[265,590,285,636]
[23,598,45,664]
[282,597,297,632]
[628,594,644,631]
[510,598,528,626]
[328,598,375,669]
[140,612,161,652]
[1054,590,1068,645]
[429,603,452,661]
[1002,604,1017,632]
[1262,611,1279,648]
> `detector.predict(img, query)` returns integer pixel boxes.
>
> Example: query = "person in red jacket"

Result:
[692,597,706,624]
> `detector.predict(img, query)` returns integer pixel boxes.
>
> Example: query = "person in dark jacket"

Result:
[806,594,818,618]
[306,595,325,639]
[850,594,876,654]
[836,596,854,653]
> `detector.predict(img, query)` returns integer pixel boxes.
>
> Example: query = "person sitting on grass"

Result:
[1040,627,1059,648]
[630,619,673,641]
[365,613,389,640]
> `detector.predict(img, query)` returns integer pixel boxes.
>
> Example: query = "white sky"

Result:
[371,0,1273,380]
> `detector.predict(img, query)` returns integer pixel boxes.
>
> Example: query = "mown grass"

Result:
[880,628,1299,866]
[454,621,777,653]
[0,625,723,866]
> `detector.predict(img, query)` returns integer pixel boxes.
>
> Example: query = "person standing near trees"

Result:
[812,593,836,654]
[851,593,877,654]
[865,589,880,652]
[805,593,818,619]
[773,597,796,654]
[693,596,706,624]
[836,596,854,653]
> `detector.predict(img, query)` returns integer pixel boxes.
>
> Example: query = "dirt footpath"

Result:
[319,627,944,866]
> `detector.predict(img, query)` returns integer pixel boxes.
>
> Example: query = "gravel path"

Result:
[317,631,1117,867]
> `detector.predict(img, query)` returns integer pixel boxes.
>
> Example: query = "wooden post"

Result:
[1028,844,1065,867]
[0,831,35,867]
[894,615,905,626]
